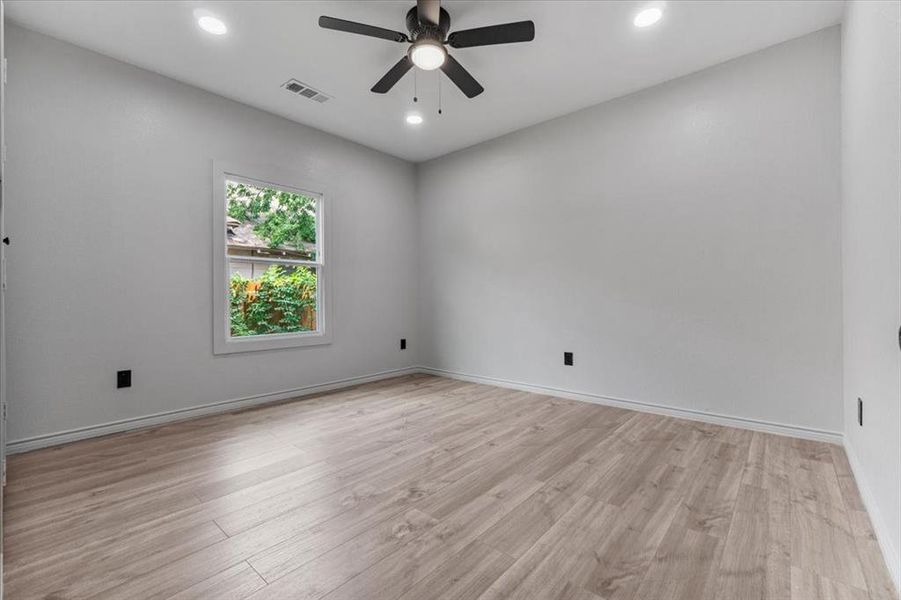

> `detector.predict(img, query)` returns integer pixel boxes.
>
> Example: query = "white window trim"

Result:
[212,160,332,355]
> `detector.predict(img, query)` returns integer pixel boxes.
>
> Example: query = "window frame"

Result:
[212,161,332,355]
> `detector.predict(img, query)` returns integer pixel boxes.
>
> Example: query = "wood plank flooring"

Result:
[2,374,897,600]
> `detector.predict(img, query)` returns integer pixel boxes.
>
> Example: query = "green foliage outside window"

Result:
[227,180,319,338]
[230,266,317,337]
[227,182,316,251]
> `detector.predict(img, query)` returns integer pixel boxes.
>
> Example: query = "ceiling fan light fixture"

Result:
[410,40,446,70]
[405,113,424,125]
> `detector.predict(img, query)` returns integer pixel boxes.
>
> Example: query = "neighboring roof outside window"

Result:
[226,218,315,261]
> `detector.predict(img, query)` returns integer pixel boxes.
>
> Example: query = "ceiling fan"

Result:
[318,0,535,99]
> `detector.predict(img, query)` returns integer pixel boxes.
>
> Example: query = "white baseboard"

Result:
[417,366,844,445]
[6,366,420,454]
[9,364,844,455]
[8,364,844,451]
[844,438,901,593]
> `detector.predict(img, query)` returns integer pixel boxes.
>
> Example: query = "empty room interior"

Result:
[0,0,899,598]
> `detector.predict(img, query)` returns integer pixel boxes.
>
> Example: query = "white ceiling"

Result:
[6,0,844,162]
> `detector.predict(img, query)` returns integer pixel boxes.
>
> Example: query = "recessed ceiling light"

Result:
[198,15,228,35]
[405,113,424,125]
[633,7,663,28]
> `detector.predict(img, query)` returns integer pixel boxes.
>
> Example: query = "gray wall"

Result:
[4,25,419,443]
[418,27,843,435]
[841,0,901,587]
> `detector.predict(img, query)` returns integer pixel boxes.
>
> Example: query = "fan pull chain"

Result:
[438,73,443,115]
[413,69,418,103]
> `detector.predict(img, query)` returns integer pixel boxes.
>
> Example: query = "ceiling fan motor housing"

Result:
[406,6,451,42]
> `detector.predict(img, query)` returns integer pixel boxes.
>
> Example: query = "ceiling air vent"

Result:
[282,79,331,104]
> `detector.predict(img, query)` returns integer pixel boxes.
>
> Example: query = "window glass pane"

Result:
[229,264,318,337]
[226,180,318,262]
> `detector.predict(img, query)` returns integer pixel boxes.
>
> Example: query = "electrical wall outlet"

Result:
[563,352,573,366]
[117,370,132,389]
[400,338,407,350]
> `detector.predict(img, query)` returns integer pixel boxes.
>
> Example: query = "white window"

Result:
[213,162,330,354]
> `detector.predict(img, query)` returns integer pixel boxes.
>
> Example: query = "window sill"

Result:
[213,330,332,355]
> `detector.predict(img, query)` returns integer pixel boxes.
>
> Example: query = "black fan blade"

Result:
[318,16,408,43]
[417,0,440,26]
[440,54,484,98]
[371,56,414,93]
[447,20,535,48]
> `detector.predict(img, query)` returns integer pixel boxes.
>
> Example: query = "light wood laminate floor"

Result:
[3,375,897,600]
